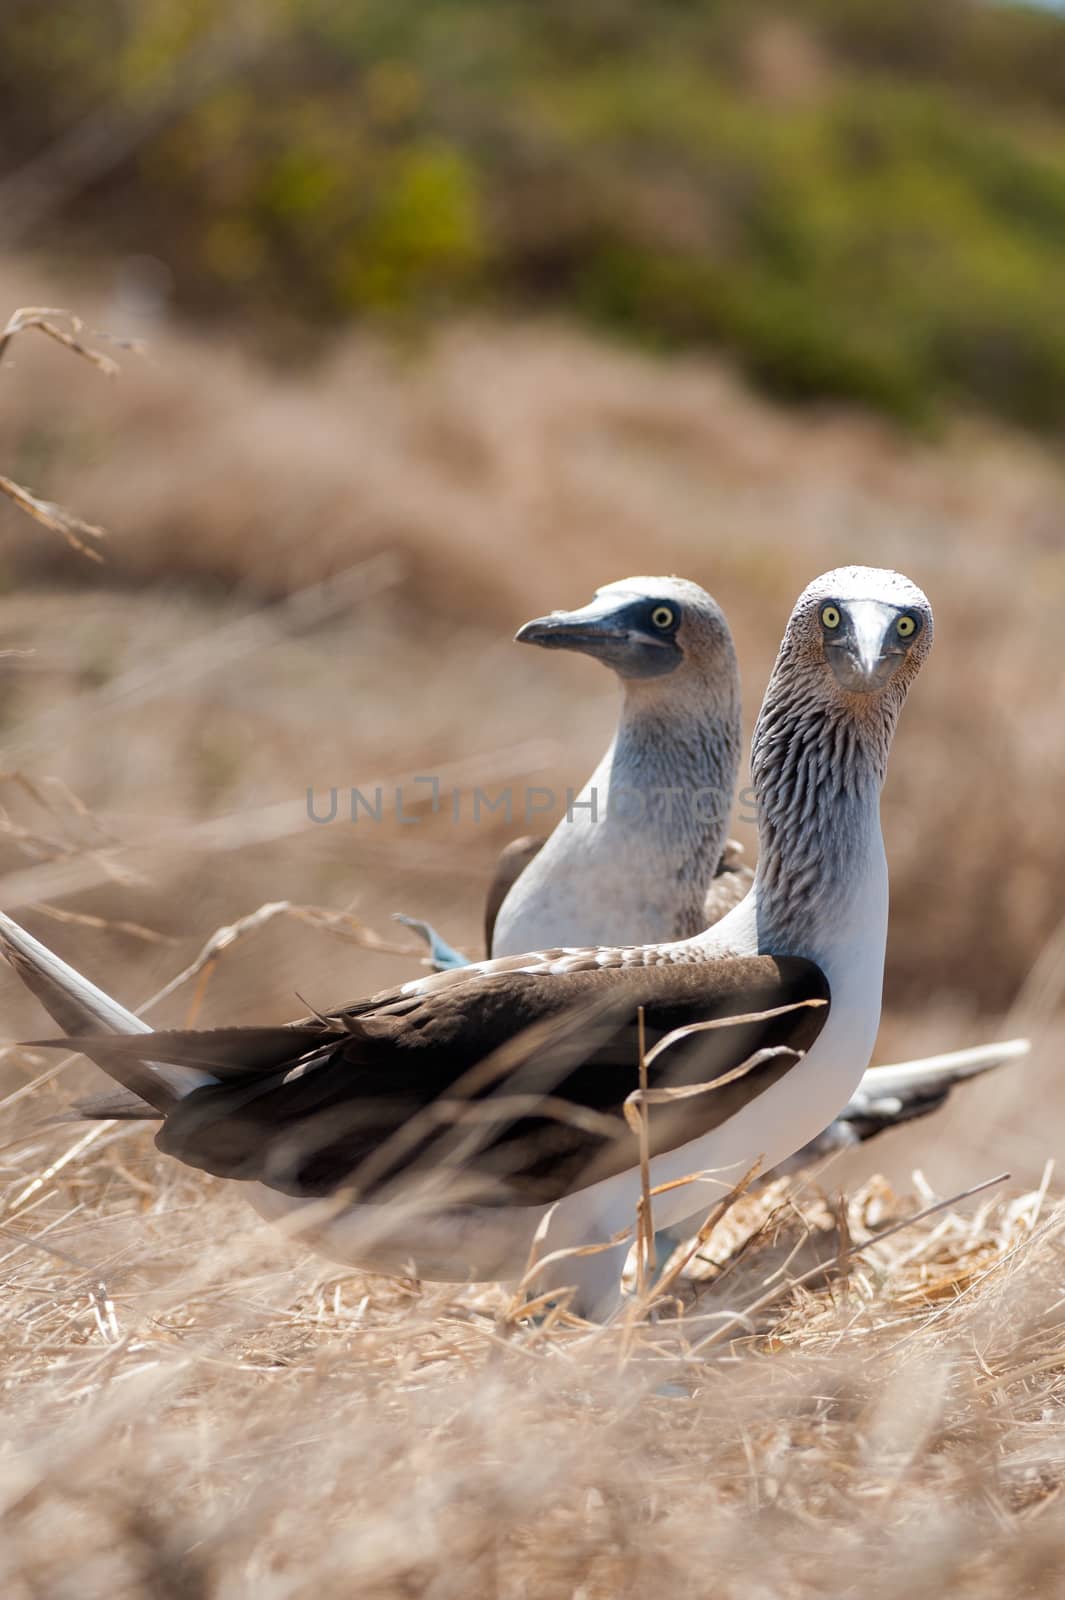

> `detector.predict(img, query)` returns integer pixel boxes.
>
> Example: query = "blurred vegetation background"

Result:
[7,0,1065,428]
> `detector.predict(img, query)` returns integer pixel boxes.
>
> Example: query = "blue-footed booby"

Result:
[401,576,750,965]
[9,567,940,1318]
[494,576,750,953]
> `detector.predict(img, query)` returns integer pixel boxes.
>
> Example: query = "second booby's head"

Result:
[515,576,736,687]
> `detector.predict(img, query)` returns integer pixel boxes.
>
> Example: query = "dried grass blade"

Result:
[623,1045,801,1131]
[0,472,105,559]
[0,308,120,375]
[636,1005,655,1290]
[642,998,826,1070]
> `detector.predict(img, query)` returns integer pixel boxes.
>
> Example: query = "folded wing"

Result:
[46,955,830,1207]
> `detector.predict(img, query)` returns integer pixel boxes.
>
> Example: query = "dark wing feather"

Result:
[484,835,545,955]
[73,1088,163,1121]
[42,1025,331,1078]
[41,957,829,1206]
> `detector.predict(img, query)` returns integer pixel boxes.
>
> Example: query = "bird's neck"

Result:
[747,673,895,961]
[546,675,738,934]
[592,680,741,914]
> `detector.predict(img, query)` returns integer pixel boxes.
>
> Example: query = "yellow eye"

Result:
[821,605,841,630]
[896,615,917,639]
[651,605,675,630]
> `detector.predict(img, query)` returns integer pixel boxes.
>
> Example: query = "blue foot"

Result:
[651,1227,688,1285]
[393,914,472,970]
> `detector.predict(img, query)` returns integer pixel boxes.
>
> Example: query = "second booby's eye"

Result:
[821,605,841,630]
[896,614,917,639]
[651,605,675,630]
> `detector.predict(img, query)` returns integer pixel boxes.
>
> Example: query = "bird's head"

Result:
[782,566,933,708]
[515,576,736,689]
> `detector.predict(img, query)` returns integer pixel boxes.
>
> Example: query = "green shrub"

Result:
[6,0,1065,428]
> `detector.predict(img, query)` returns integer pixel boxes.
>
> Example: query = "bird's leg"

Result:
[522,1207,634,1323]
[543,1241,633,1323]
[392,914,471,970]
[651,1226,689,1283]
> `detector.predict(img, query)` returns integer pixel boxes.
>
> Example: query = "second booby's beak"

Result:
[826,600,903,694]
[515,597,634,655]
[516,590,684,679]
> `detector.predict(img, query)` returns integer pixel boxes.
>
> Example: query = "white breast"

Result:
[492,749,690,955]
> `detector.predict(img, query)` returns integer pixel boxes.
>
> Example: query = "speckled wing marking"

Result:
[395,932,704,998]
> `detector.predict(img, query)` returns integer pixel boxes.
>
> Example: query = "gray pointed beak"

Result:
[826,600,899,694]
[515,600,631,652]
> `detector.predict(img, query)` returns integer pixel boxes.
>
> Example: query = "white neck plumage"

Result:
[607,681,741,858]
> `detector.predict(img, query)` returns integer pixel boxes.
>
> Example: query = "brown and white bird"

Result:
[8,567,936,1317]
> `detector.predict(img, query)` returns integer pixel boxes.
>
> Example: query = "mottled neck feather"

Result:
[750,659,903,951]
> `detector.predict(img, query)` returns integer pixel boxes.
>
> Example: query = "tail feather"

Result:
[0,909,152,1039]
[748,1037,1028,1184]
[0,911,212,1113]
[27,1025,328,1079]
[838,1038,1029,1139]
[849,1038,1029,1107]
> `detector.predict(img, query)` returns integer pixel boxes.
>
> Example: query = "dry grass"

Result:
[2,258,1065,1593]
[2,1097,1065,1598]
[0,305,120,559]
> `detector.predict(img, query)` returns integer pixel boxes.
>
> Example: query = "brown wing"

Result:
[484,835,545,955]
[49,956,830,1208]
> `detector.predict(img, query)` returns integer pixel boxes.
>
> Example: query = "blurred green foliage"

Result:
[6,0,1065,427]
